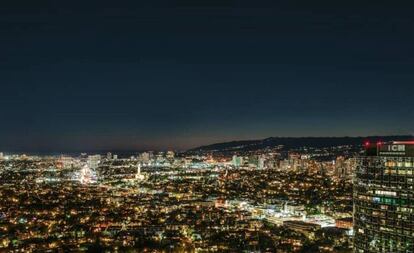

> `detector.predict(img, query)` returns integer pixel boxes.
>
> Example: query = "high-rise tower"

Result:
[354,141,414,252]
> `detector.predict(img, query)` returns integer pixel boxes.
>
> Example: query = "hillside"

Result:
[190,135,414,152]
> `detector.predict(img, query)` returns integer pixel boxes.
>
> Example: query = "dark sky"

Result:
[1,0,414,152]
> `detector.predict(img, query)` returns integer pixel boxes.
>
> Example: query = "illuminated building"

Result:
[135,163,145,181]
[335,156,346,178]
[140,152,150,163]
[283,220,321,237]
[87,155,101,169]
[232,155,243,167]
[336,217,353,229]
[78,164,97,184]
[258,156,265,170]
[166,151,175,160]
[354,141,414,252]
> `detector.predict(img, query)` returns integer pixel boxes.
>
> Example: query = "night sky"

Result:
[1,1,413,152]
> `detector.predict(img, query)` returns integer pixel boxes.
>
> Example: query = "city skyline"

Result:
[2,1,414,252]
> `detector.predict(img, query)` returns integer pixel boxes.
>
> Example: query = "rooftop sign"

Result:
[377,144,414,157]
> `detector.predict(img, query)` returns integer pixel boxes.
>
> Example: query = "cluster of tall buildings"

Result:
[227,141,414,252]
[1,140,414,251]
[231,154,276,170]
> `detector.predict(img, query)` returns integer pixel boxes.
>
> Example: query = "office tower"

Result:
[258,155,265,170]
[334,156,345,177]
[106,152,112,160]
[140,152,150,163]
[0,152,3,159]
[87,155,101,169]
[344,158,357,180]
[232,155,243,167]
[354,141,414,252]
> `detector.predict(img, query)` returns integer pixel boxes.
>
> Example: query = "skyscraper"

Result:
[258,155,265,170]
[354,141,414,252]
[87,155,101,169]
[232,155,243,167]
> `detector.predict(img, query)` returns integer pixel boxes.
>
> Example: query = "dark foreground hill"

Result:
[190,135,414,152]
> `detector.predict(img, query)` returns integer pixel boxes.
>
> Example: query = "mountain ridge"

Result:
[189,135,414,152]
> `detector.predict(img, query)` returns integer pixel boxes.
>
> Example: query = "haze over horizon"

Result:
[1,134,413,154]
[1,1,414,151]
